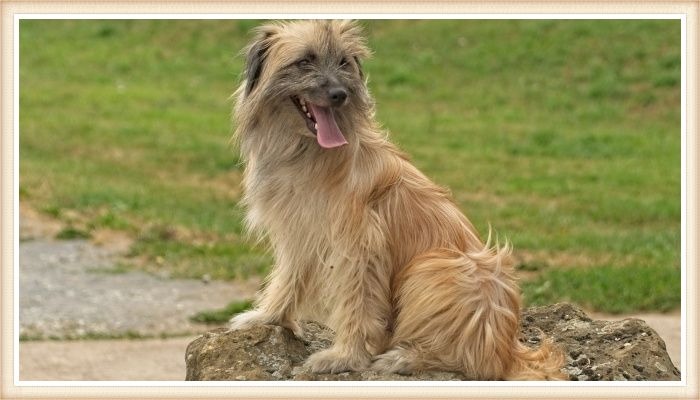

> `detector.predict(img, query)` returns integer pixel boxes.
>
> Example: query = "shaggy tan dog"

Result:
[229,20,564,380]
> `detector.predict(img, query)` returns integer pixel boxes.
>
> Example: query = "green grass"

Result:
[55,226,91,240]
[189,299,254,324]
[19,19,681,313]
[522,265,681,313]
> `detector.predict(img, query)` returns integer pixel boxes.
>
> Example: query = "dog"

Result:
[229,20,565,380]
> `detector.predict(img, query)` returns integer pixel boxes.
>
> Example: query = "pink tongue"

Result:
[309,104,348,148]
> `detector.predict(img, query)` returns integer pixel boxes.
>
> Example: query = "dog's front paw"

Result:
[229,309,269,331]
[304,349,371,374]
[229,310,303,338]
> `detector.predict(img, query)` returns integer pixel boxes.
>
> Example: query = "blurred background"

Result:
[18,19,681,380]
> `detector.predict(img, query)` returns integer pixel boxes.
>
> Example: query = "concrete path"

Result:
[20,238,258,340]
[20,337,194,381]
[18,206,258,380]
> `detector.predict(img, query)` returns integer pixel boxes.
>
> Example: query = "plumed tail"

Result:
[506,338,567,380]
[391,234,566,380]
[460,236,566,380]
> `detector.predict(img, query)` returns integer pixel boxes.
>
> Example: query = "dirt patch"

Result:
[19,202,63,240]
[514,248,637,272]
[90,228,134,254]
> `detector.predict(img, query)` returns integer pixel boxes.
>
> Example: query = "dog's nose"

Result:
[328,87,348,107]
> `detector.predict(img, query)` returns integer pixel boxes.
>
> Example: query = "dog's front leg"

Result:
[304,252,391,373]
[230,251,305,337]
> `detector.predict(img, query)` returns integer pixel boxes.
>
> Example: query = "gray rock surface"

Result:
[19,238,258,339]
[185,303,680,381]
[521,303,679,381]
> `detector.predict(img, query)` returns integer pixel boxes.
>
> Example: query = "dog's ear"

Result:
[243,25,279,95]
[336,20,371,78]
[244,40,267,95]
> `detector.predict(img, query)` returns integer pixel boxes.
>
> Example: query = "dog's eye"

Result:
[339,57,349,68]
[297,53,316,68]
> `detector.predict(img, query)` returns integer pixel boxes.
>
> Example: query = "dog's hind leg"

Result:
[371,345,422,375]
[376,247,524,379]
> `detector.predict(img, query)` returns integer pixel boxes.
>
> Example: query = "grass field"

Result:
[19,19,681,314]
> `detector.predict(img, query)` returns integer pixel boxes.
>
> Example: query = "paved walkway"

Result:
[20,337,194,381]
[20,238,258,340]
[18,207,258,380]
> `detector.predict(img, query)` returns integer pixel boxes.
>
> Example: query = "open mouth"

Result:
[291,96,318,135]
[291,96,348,149]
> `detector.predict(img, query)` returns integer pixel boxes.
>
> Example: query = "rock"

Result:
[185,303,680,381]
[522,303,679,381]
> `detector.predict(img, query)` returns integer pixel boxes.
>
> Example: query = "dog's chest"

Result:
[244,166,343,238]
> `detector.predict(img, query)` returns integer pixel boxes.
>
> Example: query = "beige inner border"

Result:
[2,1,698,399]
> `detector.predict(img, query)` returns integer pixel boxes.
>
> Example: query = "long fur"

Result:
[229,20,565,380]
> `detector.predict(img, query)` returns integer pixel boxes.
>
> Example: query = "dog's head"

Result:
[238,20,372,149]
